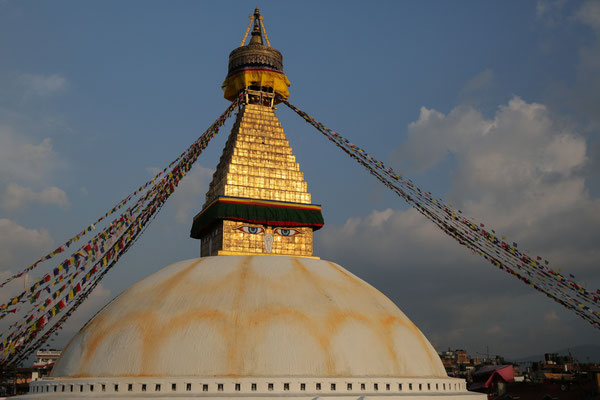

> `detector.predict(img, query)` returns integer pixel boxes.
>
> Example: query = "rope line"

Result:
[2,92,597,365]
[281,98,600,330]
[0,94,243,366]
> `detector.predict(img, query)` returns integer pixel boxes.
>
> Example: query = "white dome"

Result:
[52,255,446,378]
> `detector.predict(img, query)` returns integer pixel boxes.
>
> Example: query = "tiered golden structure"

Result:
[191,8,323,258]
[204,105,311,206]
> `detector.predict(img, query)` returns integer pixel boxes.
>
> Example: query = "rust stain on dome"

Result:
[145,258,206,306]
[52,256,447,378]
[78,310,157,374]
[140,308,230,376]
[244,304,333,372]
[227,255,253,372]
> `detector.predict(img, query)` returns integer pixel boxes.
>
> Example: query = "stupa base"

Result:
[23,375,485,399]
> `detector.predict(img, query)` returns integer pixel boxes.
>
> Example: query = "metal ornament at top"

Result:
[227,7,283,75]
[222,7,290,103]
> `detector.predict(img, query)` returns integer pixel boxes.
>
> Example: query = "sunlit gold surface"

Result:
[205,104,311,205]
[201,104,315,257]
[222,221,313,256]
[201,219,315,258]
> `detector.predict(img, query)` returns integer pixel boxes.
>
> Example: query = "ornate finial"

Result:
[249,8,263,45]
[239,7,271,48]
[224,8,290,102]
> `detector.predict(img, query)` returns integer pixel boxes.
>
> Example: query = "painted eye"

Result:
[274,228,302,237]
[236,226,265,234]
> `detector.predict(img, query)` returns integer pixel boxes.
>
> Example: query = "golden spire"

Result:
[249,8,264,46]
[191,104,322,258]
[190,9,322,258]
[240,7,271,48]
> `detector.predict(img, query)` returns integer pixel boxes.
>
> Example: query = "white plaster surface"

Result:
[51,256,447,378]
[17,255,486,399]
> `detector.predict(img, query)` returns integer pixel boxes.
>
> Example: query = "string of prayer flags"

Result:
[0,101,239,289]
[0,94,243,366]
[281,97,600,330]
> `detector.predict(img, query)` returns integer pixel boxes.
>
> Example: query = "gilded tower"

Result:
[190,8,324,258]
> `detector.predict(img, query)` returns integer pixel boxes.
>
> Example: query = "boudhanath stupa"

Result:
[21,8,485,400]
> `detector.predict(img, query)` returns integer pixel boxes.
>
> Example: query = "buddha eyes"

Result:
[235,226,302,236]
[274,228,302,236]
[236,226,265,234]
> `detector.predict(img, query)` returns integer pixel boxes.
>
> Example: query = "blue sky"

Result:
[0,1,599,360]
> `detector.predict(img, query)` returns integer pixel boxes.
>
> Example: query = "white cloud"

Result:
[167,165,214,224]
[458,68,495,106]
[0,128,63,183]
[575,0,600,32]
[397,96,589,230]
[18,73,68,97]
[0,128,69,212]
[536,0,567,25]
[318,93,600,356]
[0,218,53,274]
[395,104,488,172]
[319,207,469,271]
[0,183,69,211]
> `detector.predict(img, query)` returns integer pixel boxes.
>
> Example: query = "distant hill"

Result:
[510,344,600,364]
